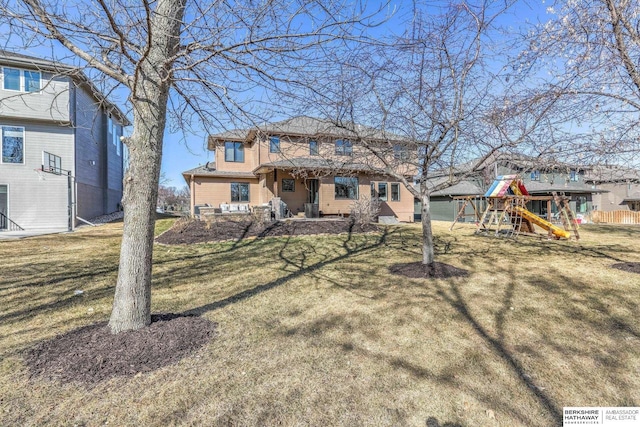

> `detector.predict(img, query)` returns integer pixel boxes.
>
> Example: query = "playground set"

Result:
[450,175,580,240]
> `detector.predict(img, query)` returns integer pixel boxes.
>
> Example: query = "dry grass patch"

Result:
[0,220,638,426]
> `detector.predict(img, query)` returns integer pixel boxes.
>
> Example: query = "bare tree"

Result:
[158,185,189,212]
[300,0,565,266]
[1,0,383,332]
[524,0,640,165]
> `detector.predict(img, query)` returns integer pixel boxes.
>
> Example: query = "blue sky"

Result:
[3,0,550,188]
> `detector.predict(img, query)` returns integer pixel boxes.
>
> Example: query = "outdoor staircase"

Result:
[0,212,24,232]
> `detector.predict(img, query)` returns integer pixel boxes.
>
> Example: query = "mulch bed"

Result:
[25,314,216,385]
[611,262,640,274]
[389,261,469,279]
[156,219,380,245]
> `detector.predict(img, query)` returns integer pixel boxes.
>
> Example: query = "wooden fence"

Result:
[590,210,640,225]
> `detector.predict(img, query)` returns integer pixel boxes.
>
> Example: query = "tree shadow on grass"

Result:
[184,226,389,316]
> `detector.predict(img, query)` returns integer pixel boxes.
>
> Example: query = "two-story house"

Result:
[0,51,129,231]
[182,116,416,222]
[422,153,600,221]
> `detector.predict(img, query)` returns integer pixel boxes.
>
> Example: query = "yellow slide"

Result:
[513,206,571,239]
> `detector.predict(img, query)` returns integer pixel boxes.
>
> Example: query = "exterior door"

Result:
[307,179,319,204]
[0,185,7,230]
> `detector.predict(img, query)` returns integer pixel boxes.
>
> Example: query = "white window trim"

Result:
[1,67,42,93]
[0,125,26,165]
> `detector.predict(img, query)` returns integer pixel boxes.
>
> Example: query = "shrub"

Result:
[350,194,381,227]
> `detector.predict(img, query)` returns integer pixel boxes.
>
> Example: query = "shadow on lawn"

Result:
[184,226,389,316]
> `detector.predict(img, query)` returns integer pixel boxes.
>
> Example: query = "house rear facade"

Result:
[183,116,416,222]
[0,51,129,231]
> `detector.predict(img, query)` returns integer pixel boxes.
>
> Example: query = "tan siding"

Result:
[213,140,258,173]
[277,171,309,215]
[192,177,261,209]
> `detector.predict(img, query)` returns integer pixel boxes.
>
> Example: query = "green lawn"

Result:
[1,220,638,426]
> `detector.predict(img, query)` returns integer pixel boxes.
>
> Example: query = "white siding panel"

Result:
[0,72,70,123]
[0,122,74,229]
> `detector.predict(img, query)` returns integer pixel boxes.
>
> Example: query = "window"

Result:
[371,182,376,198]
[231,182,249,202]
[393,144,409,160]
[282,179,295,192]
[113,123,121,156]
[530,170,540,181]
[569,170,578,182]
[335,139,352,156]
[378,182,388,201]
[309,140,319,156]
[224,141,244,162]
[2,67,40,92]
[1,126,24,164]
[391,183,400,201]
[43,151,62,174]
[24,71,40,92]
[335,176,358,199]
[269,136,280,153]
[3,68,20,91]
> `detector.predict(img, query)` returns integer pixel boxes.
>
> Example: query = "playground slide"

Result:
[513,206,571,239]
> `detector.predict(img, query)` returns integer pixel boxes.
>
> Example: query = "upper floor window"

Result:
[391,183,400,201]
[335,139,352,156]
[113,123,121,156]
[378,182,388,201]
[269,136,280,153]
[530,170,540,181]
[1,126,24,164]
[393,144,409,160]
[309,140,319,156]
[569,170,578,182]
[224,141,244,162]
[2,67,41,92]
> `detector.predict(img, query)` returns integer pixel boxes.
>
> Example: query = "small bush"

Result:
[350,194,381,227]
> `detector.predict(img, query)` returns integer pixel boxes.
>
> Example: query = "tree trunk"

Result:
[108,0,186,333]
[421,192,435,265]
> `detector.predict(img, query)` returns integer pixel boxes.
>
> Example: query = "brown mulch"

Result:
[25,313,216,386]
[156,219,380,245]
[611,262,640,274]
[389,262,469,279]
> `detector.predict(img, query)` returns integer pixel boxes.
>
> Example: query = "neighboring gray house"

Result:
[418,153,601,221]
[586,165,640,212]
[0,51,129,231]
